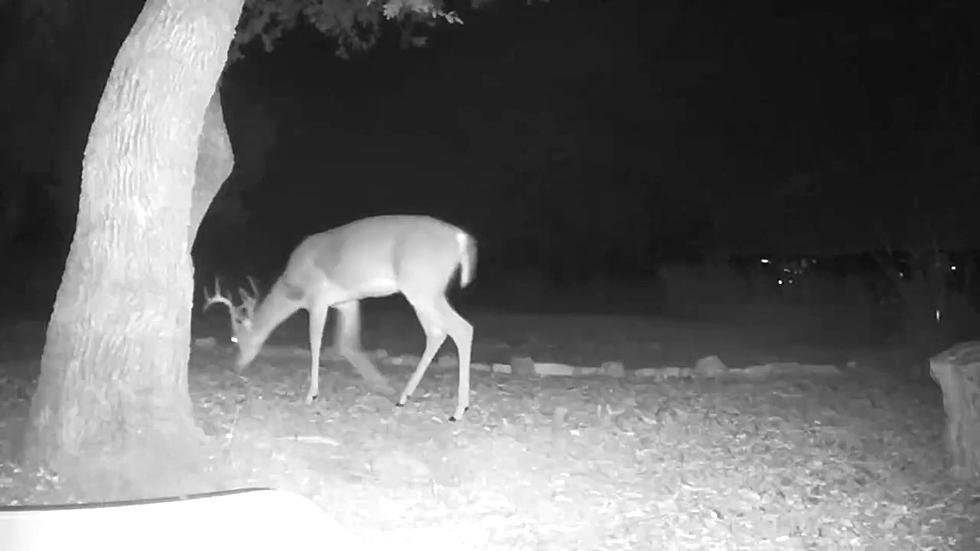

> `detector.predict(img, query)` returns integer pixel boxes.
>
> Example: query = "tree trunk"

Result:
[22,0,244,497]
[930,342,980,481]
[192,89,235,245]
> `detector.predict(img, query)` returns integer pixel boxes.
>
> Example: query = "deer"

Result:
[203,215,477,421]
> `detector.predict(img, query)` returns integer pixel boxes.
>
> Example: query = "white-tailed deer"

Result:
[203,215,477,421]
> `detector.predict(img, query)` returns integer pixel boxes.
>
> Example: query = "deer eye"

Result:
[230,335,239,344]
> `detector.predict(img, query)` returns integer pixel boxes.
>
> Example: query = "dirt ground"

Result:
[1,305,979,550]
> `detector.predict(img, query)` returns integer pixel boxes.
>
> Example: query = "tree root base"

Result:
[930,342,980,482]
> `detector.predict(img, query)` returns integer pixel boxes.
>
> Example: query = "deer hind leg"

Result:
[397,298,447,407]
[306,301,330,404]
[398,293,473,421]
[333,300,394,395]
[437,295,474,421]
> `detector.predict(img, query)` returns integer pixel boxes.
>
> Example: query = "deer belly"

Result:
[345,277,399,299]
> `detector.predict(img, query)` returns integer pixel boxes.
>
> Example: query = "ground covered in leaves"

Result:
[1,309,979,550]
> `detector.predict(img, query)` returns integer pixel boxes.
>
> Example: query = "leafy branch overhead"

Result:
[233,0,474,59]
[9,0,546,61]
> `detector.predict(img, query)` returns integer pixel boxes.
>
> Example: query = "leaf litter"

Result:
[0,313,978,550]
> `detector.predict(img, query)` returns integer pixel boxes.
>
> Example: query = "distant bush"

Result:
[658,259,750,317]
[470,268,665,316]
[657,258,915,343]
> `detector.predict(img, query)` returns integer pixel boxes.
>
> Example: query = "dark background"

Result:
[1,0,978,321]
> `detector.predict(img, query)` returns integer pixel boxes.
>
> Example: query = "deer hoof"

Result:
[448,406,469,423]
[395,393,409,407]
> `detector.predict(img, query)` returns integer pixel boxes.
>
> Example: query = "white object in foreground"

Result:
[204,214,477,421]
[0,488,366,551]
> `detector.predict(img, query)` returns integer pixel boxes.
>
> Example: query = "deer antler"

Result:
[203,276,250,329]
[205,275,264,330]
[204,277,233,312]
[245,276,260,297]
[237,276,260,320]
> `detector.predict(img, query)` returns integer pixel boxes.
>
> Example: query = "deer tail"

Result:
[456,231,477,288]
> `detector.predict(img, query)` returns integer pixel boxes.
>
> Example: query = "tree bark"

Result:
[191,89,235,245]
[22,0,244,495]
[930,342,980,481]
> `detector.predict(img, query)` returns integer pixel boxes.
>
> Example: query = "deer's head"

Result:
[203,277,262,369]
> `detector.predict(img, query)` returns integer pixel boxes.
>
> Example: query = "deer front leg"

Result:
[333,301,395,395]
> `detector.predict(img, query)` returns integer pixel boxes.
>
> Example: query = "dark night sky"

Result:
[2,0,979,282]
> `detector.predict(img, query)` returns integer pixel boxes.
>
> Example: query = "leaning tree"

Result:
[18,0,504,488]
